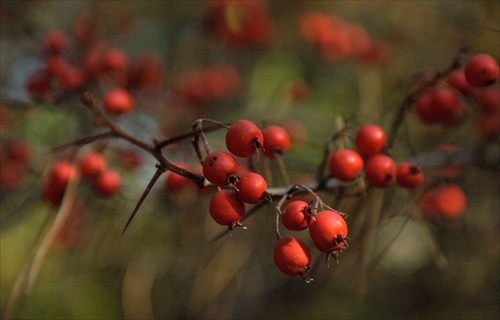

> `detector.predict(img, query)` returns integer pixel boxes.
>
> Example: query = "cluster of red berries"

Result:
[205,0,272,47]
[414,54,499,136]
[174,64,242,106]
[274,196,348,282]
[42,151,121,207]
[186,120,286,228]
[328,124,424,189]
[299,11,391,65]
[25,11,166,116]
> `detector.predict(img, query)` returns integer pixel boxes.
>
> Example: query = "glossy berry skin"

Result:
[419,184,466,220]
[103,88,134,115]
[235,172,268,204]
[464,54,499,87]
[328,149,364,182]
[281,200,312,231]
[202,151,238,186]
[262,125,291,158]
[226,120,264,158]
[273,236,311,278]
[209,189,246,229]
[92,169,121,197]
[79,151,106,179]
[396,161,424,189]
[355,124,387,156]
[364,154,396,187]
[309,210,348,254]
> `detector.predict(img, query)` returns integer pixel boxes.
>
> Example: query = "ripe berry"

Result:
[92,169,121,197]
[43,30,69,54]
[25,68,52,102]
[447,68,474,95]
[262,125,291,158]
[464,54,499,87]
[209,188,246,229]
[328,149,364,182]
[202,151,238,186]
[281,200,312,231]
[225,119,264,158]
[235,172,268,204]
[309,210,348,254]
[273,236,312,280]
[414,89,440,123]
[165,162,193,193]
[79,151,106,179]
[419,184,466,220]
[396,161,424,189]
[355,124,387,156]
[103,88,134,115]
[364,154,396,187]
[432,86,460,119]
[49,160,76,189]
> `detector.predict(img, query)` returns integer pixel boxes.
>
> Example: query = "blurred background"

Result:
[1,1,499,319]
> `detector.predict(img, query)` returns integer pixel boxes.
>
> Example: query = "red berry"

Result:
[364,154,396,187]
[25,68,52,102]
[79,151,106,179]
[414,89,440,123]
[102,47,129,72]
[202,151,238,186]
[226,119,264,158]
[49,160,76,189]
[355,124,387,156]
[396,161,424,189]
[432,87,460,118]
[43,30,69,54]
[103,88,134,115]
[419,184,466,220]
[262,125,291,158]
[447,68,474,95]
[464,54,499,87]
[281,200,312,231]
[165,162,193,192]
[235,172,268,204]
[92,169,121,197]
[309,210,348,254]
[209,189,246,229]
[273,236,312,280]
[328,149,364,182]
